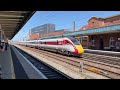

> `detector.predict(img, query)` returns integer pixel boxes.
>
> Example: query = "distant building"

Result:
[80,14,120,30]
[31,24,55,35]
[77,14,120,49]
[29,29,66,40]
[39,29,65,38]
[29,33,40,40]
[78,14,120,51]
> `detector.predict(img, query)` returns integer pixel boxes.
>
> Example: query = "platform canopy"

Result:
[41,24,120,39]
[0,11,35,39]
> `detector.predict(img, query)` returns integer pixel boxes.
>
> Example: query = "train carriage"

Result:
[19,37,84,56]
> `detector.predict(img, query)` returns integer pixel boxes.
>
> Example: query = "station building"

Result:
[27,14,120,51]
[45,14,120,51]
[80,14,120,51]
[31,23,55,35]
[29,29,66,40]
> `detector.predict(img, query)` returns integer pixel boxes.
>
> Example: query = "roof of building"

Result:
[104,14,120,19]
[80,24,94,30]
[88,14,120,22]
[88,16,104,22]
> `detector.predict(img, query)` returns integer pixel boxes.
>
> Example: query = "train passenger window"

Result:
[68,37,80,45]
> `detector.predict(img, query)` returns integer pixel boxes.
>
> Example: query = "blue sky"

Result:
[12,11,120,41]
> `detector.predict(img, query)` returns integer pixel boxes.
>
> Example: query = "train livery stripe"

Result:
[74,48,78,54]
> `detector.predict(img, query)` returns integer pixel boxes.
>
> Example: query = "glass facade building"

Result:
[31,24,55,34]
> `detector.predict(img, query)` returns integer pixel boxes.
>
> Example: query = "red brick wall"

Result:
[104,19,120,26]
[104,15,120,23]
[29,30,65,39]
[89,33,120,49]
[87,15,120,28]
[29,33,40,39]
[39,30,65,38]
[88,19,104,28]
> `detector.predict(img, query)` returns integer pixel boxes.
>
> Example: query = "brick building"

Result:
[80,14,120,51]
[29,29,65,40]
[80,14,120,30]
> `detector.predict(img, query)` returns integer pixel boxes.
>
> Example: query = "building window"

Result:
[115,42,120,49]
[109,37,115,50]
[89,36,95,49]
[83,28,86,30]
[91,39,95,46]
[91,36,95,46]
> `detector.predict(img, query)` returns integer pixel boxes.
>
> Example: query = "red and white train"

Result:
[18,37,84,56]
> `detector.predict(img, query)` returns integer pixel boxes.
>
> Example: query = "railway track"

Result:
[15,45,120,79]
[15,46,71,79]
[82,53,120,67]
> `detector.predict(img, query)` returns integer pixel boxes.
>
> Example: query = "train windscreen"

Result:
[68,37,80,45]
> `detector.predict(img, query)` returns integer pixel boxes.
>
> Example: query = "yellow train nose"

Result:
[75,45,84,54]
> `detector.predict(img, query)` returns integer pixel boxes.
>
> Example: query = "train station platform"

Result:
[0,45,46,79]
[0,45,15,79]
[84,49,120,57]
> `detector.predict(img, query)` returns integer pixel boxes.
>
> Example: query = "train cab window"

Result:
[68,37,80,45]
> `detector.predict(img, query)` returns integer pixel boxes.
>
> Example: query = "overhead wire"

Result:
[21,12,58,40]
[31,12,58,28]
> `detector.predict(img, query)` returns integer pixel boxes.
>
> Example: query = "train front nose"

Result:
[75,45,84,55]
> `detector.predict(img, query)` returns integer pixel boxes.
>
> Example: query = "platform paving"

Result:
[11,45,47,79]
[0,46,15,79]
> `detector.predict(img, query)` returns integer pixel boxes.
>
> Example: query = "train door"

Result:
[99,37,104,50]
